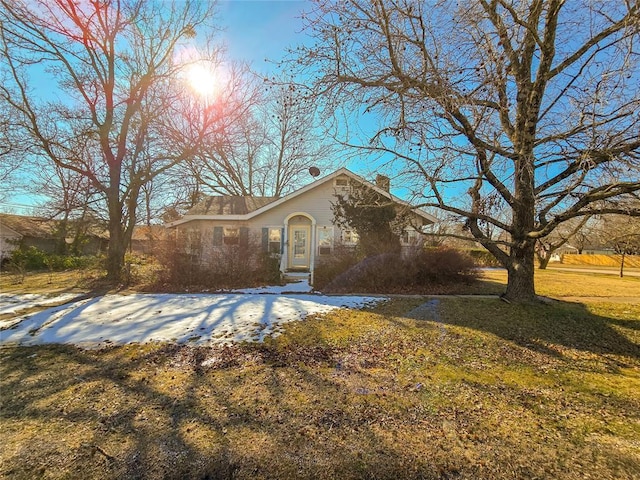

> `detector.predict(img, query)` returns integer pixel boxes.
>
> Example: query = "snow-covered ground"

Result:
[0,281,383,348]
[0,293,84,315]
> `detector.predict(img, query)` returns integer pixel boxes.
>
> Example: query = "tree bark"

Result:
[504,241,537,302]
[106,210,125,282]
[538,255,551,270]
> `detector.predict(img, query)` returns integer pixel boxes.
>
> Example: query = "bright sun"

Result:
[184,62,217,98]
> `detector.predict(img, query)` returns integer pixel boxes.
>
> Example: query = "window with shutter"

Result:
[268,227,281,254]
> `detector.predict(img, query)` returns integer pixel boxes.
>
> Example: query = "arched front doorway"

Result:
[285,213,314,270]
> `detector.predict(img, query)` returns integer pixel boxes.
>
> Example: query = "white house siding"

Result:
[0,225,21,263]
[249,179,339,227]
[172,179,347,272]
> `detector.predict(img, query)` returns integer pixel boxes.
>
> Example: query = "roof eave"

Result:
[165,167,438,227]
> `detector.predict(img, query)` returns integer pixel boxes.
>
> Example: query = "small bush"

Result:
[8,246,47,270]
[7,246,98,272]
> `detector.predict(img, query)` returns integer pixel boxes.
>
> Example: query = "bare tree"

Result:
[0,97,26,203]
[0,0,221,281]
[32,160,101,254]
[290,0,640,302]
[186,70,335,198]
[261,79,335,197]
[593,210,640,277]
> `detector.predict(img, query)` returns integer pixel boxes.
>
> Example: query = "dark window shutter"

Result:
[262,227,269,252]
[280,227,285,254]
[240,227,249,247]
[213,226,223,246]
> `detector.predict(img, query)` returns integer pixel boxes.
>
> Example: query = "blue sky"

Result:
[218,0,309,74]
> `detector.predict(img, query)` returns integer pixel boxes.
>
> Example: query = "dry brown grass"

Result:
[480,267,640,300]
[1,269,639,479]
[0,269,106,294]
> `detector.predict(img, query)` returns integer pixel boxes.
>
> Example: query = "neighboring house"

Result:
[165,168,437,280]
[549,244,579,262]
[0,213,108,262]
[0,214,58,262]
[0,221,22,264]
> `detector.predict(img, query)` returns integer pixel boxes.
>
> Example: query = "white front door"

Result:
[289,225,310,269]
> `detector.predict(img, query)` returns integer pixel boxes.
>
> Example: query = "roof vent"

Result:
[309,166,320,177]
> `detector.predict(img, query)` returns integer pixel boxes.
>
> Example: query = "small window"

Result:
[401,229,419,245]
[335,177,349,186]
[223,227,239,245]
[342,229,359,245]
[317,227,333,255]
[180,228,201,257]
[268,227,281,253]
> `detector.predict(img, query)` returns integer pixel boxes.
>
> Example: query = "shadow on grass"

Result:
[414,297,640,363]
[0,342,469,480]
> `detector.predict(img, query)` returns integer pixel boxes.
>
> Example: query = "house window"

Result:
[223,227,239,245]
[401,229,420,245]
[334,177,349,187]
[342,229,359,245]
[262,227,283,254]
[268,227,281,254]
[177,228,201,263]
[334,176,351,193]
[317,226,333,255]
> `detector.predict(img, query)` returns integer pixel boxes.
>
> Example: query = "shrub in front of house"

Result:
[412,247,479,284]
[316,246,478,294]
[153,236,281,290]
[466,248,503,267]
[321,252,410,293]
[312,244,361,291]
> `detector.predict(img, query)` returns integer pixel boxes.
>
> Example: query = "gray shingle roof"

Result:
[186,196,278,216]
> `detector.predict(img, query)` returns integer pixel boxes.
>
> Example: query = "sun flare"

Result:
[184,62,217,98]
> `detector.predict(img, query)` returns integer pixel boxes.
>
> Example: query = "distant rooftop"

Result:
[0,213,56,238]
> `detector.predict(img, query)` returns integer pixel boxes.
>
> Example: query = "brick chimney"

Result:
[375,174,390,192]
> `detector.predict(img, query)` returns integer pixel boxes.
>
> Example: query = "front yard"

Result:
[1,269,639,479]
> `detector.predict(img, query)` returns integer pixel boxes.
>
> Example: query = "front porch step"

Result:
[283,271,311,283]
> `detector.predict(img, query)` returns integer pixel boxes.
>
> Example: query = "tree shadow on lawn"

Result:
[1,340,467,480]
[411,297,640,364]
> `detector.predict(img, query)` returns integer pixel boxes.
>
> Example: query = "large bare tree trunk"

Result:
[504,242,537,302]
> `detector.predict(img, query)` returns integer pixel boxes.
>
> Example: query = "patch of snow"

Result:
[0,292,384,348]
[0,293,83,315]
[230,279,313,294]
